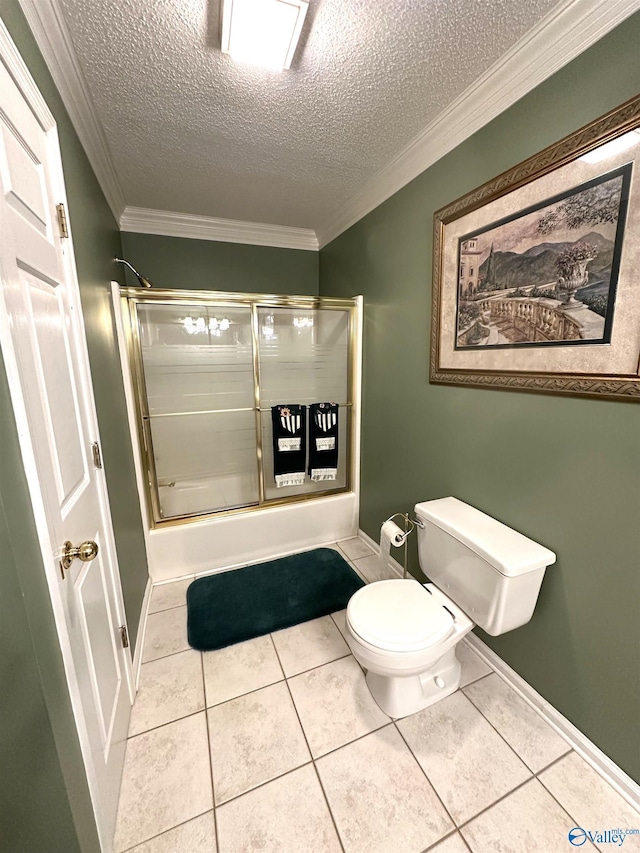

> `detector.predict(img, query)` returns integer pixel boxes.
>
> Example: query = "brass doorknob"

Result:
[60,539,99,572]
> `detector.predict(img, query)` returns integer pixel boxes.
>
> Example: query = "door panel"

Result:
[25,272,88,504]
[75,540,122,751]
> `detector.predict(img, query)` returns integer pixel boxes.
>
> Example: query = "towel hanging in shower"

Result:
[271,404,307,488]
[308,403,339,482]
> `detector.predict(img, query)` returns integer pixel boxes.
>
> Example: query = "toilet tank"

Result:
[414,497,556,636]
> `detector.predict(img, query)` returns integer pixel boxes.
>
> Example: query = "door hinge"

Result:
[91,441,102,469]
[56,203,69,238]
[120,625,129,649]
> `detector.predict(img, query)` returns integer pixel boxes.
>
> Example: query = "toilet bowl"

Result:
[346,579,473,717]
[345,497,556,718]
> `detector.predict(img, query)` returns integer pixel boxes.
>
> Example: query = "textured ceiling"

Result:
[58,0,561,231]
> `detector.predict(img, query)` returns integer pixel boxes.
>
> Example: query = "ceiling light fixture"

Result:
[221,0,309,71]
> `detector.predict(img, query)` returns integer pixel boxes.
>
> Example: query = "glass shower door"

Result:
[258,306,350,499]
[136,303,259,519]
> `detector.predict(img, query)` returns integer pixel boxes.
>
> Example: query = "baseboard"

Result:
[465,633,640,811]
[357,528,405,579]
[132,577,153,691]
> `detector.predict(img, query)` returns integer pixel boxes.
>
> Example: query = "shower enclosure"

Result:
[121,288,359,527]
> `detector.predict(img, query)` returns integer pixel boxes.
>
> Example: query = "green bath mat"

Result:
[186,548,365,651]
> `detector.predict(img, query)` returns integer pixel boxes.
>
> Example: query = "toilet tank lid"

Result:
[414,497,556,577]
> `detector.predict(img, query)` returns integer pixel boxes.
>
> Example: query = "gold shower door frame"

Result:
[121,288,360,528]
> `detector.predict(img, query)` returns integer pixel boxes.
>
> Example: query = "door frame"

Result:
[0,20,134,850]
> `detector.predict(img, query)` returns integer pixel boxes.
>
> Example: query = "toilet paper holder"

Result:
[384,512,423,578]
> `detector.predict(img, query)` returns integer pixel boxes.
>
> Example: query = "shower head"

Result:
[114,258,153,288]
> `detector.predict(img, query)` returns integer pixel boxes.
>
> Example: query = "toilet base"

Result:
[365,647,461,718]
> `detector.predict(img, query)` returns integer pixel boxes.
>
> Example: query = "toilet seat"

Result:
[347,579,454,653]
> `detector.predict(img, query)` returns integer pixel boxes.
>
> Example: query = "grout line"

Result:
[120,808,213,853]
[453,830,475,853]
[457,830,475,853]
[312,721,395,762]
[141,644,192,666]
[128,705,206,740]
[329,611,350,641]
[268,633,312,754]
[147,599,189,615]
[285,652,359,683]
[147,603,188,618]
[453,748,588,836]
[392,720,457,829]
[459,669,494,690]
[535,749,573,776]
[460,680,568,777]
[214,761,315,809]
[281,651,353,680]
[207,706,393,800]
[533,753,594,838]
[459,688,537,765]
[201,654,220,852]
[312,761,347,853]
[269,633,348,853]
[125,706,207,742]
[455,775,535,831]
[205,676,286,711]
[420,828,466,853]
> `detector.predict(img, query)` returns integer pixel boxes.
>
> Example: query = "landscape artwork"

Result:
[455,164,632,350]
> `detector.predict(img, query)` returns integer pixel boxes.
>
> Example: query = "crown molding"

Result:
[316,0,640,248]
[17,0,640,249]
[18,0,126,220]
[119,206,319,251]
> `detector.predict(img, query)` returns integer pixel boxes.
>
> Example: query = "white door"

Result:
[0,24,133,851]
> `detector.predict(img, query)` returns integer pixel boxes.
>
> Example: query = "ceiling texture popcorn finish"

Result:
[24,0,640,246]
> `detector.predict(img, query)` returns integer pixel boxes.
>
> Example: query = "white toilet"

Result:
[345,497,556,718]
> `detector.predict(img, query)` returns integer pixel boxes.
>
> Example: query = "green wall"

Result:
[320,15,640,782]
[1,4,148,653]
[121,231,319,295]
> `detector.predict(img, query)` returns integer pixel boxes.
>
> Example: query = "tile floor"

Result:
[114,539,640,853]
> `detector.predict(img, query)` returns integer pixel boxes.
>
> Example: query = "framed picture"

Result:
[430,95,640,400]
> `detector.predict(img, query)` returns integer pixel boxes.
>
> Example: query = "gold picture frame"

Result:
[430,95,640,401]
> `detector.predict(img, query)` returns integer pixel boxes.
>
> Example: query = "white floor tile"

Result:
[316,725,453,853]
[288,656,389,757]
[149,578,193,614]
[124,811,216,853]
[129,650,204,736]
[203,634,283,707]
[397,690,531,824]
[464,672,570,772]
[337,537,375,561]
[539,753,640,850]
[142,606,190,663]
[350,554,393,583]
[272,615,350,676]
[457,641,492,688]
[216,764,341,853]
[461,778,597,853]
[115,588,637,853]
[113,713,213,852]
[207,681,310,804]
[331,609,348,640]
